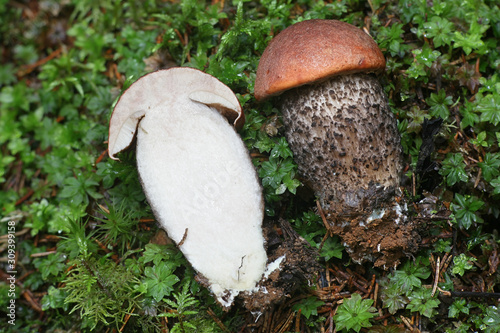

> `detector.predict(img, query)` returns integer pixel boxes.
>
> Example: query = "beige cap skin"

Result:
[254,19,386,101]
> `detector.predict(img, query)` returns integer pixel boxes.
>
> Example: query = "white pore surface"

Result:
[136,98,267,304]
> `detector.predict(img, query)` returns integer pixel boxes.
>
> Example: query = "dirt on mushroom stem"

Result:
[280,73,421,268]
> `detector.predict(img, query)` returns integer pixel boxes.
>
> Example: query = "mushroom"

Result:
[255,20,417,267]
[108,67,267,307]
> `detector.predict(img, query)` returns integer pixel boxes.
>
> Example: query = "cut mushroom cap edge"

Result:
[108,67,245,160]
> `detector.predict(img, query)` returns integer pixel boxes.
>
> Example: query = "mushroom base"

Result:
[188,218,319,311]
[280,73,419,267]
[238,218,320,311]
[327,201,421,268]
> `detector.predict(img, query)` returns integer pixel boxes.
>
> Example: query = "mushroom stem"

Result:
[279,73,416,267]
[280,73,402,220]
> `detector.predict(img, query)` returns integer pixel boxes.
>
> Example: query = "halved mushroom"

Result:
[255,20,418,267]
[109,67,267,307]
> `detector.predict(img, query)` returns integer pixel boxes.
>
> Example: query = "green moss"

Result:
[1,0,499,331]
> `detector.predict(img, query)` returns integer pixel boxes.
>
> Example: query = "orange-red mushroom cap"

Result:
[254,19,386,101]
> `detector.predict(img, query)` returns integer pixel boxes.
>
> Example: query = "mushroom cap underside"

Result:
[254,19,386,100]
[108,67,244,160]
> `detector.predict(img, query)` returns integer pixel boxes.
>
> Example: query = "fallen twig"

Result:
[438,288,500,299]
[17,47,62,77]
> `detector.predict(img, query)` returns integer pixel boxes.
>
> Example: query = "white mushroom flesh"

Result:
[108,68,267,306]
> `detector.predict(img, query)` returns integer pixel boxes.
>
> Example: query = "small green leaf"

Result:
[140,243,184,267]
[379,278,409,314]
[452,253,477,276]
[491,176,500,195]
[452,21,489,55]
[334,293,377,332]
[451,194,484,230]
[407,288,440,318]
[33,253,67,280]
[426,89,453,120]
[477,94,500,126]
[293,296,325,320]
[460,100,480,129]
[483,306,500,332]
[144,264,180,302]
[320,236,343,261]
[440,153,469,186]
[41,286,70,311]
[391,257,431,294]
[406,106,430,133]
[448,299,470,318]
[59,174,104,207]
[422,16,454,47]
[478,153,500,182]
